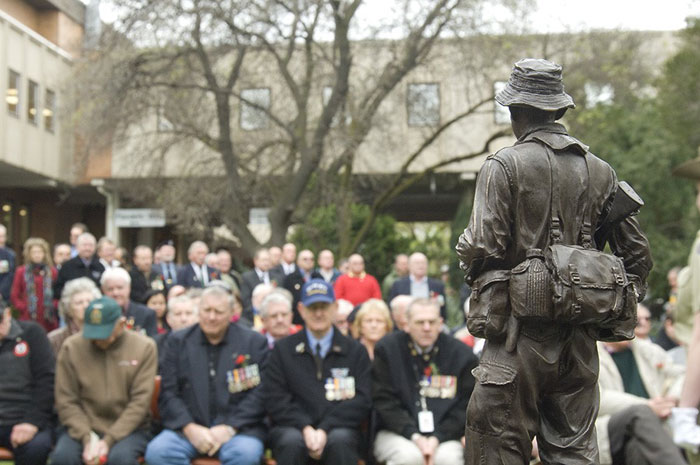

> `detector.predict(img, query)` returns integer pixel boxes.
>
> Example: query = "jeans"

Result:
[144,429,264,465]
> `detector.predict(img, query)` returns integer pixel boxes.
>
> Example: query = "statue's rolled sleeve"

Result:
[456,157,513,284]
[608,215,653,299]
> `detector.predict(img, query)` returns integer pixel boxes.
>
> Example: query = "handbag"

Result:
[508,146,637,341]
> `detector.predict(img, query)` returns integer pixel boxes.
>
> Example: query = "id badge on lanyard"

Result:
[418,379,435,433]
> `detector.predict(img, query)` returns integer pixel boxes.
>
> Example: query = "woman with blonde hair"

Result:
[10,237,58,332]
[47,277,101,355]
[352,298,393,359]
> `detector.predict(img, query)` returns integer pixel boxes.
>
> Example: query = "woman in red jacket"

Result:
[10,237,58,332]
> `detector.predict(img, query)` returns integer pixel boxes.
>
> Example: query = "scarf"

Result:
[25,264,55,325]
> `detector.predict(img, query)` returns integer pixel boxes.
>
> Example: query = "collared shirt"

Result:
[282,262,295,275]
[319,268,335,283]
[161,262,177,282]
[305,327,334,358]
[255,268,270,285]
[410,275,429,298]
[192,263,209,285]
[265,332,276,349]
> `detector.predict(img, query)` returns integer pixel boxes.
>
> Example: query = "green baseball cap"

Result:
[83,297,122,340]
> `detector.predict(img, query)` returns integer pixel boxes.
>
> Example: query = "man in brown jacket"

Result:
[51,296,157,465]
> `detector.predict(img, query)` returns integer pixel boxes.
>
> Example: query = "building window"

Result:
[44,89,56,132]
[493,81,510,125]
[240,88,270,130]
[27,80,39,125]
[7,70,20,117]
[407,83,440,127]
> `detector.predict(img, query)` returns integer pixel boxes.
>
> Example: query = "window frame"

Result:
[44,88,56,133]
[239,87,271,131]
[27,79,39,126]
[406,82,441,128]
[7,70,21,118]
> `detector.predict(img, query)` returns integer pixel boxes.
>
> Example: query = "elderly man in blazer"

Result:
[177,241,221,289]
[240,249,284,311]
[388,252,447,320]
[145,286,268,465]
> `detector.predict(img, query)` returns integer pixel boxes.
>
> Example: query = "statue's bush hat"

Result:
[672,149,700,180]
[496,58,576,111]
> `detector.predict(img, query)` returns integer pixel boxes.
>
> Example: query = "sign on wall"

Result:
[114,209,166,228]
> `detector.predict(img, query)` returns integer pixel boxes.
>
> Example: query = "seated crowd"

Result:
[0,223,691,465]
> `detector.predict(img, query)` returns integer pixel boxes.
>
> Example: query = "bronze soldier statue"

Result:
[456,58,653,464]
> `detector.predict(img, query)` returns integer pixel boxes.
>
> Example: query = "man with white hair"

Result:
[96,237,119,270]
[260,289,300,348]
[54,232,105,299]
[101,267,158,337]
[177,241,221,289]
[334,299,354,337]
[389,252,447,320]
[389,295,413,333]
[145,286,268,465]
[156,295,199,368]
[250,283,275,330]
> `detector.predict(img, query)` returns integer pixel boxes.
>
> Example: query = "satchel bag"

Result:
[508,146,637,341]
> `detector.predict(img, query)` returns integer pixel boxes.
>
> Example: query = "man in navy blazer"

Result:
[153,240,180,291]
[388,252,447,320]
[100,267,158,337]
[177,241,221,289]
[145,286,268,465]
[240,249,284,311]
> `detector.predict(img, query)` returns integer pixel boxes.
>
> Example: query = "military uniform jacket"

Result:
[159,324,268,441]
[125,301,158,338]
[262,327,371,432]
[456,123,652,290]
[372,331,478,442]
[129,269,165,304]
